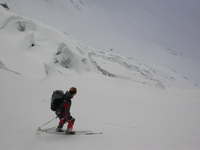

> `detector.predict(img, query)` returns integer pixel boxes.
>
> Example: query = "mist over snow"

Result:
[0,2,200,150]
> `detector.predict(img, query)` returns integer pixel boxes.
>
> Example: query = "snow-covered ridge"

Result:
[2,0,200,88]
[0,7,196,88]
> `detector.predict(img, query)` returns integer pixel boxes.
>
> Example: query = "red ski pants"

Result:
[56,111,75,129]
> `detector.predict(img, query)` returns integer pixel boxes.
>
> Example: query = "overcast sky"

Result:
[87,0,200,54]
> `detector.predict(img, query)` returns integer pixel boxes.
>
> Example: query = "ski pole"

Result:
[37,116,57,131]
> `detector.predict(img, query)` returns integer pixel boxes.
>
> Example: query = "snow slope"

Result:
[0,5,196,88]
[0,6,200,150]
[2,0,200,86]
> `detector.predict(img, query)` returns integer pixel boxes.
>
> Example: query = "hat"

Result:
[69,87,77,95]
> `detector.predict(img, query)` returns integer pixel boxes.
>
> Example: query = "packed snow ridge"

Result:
[0,6,195,88]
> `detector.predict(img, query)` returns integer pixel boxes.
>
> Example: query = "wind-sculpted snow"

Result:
[0,61,6,69]
[0,7,196,88]
[54,43,75,68]
[0,60,20,75]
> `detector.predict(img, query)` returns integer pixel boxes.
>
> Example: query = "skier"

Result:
[55,87,77,134]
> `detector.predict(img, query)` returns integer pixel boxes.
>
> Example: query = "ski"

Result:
[75,132,103,135]
[37,127,102,135]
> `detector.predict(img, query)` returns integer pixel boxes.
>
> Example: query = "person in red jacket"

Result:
[55,87,77,134]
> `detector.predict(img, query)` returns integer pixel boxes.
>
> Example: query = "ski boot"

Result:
[56,125,64,132]
[66,128,75,135]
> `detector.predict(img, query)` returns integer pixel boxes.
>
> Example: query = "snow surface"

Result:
[0,5,200,150]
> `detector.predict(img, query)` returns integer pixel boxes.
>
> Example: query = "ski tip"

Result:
[84,132,103,135]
